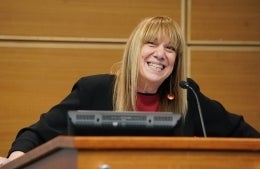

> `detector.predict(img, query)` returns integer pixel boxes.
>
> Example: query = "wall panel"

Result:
[0,0,182,39]
[0,45,123,155]
[187,0,260,44]
[188,47,260,131]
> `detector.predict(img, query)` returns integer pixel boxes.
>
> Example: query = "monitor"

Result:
[67,110,182,136]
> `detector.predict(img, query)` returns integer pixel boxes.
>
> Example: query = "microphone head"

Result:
[179,81,189,89]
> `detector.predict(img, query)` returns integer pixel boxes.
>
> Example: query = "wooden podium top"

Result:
[72,136,260,150]
[2,136,260,169]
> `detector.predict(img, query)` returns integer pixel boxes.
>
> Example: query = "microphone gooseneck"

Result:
[179,80,207,137]
[179,81,189,89]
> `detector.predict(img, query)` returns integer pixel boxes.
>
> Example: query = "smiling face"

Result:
[138,37,177,93]
[114,16,186,111]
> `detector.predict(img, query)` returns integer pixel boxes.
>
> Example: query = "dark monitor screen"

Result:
[67,110,182,136]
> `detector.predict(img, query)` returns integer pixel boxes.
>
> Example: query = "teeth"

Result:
[148,62,164,71]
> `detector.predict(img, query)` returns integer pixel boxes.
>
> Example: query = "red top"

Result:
[136,92,159,112]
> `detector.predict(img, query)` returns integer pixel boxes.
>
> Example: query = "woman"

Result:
[1,16,259,166]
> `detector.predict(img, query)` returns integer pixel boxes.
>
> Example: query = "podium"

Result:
[2,136,260,169]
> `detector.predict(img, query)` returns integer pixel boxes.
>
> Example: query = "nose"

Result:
[154,45,165,60]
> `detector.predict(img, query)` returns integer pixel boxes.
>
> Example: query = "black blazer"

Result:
[9,74,260,155]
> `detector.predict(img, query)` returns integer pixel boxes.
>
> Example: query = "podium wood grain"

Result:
[2,136,260,169]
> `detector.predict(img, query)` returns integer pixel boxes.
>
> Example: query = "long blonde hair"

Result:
[113,16,187,115]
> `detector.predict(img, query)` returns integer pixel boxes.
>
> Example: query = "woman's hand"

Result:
[0,151,24,166]
[0,157,8,166]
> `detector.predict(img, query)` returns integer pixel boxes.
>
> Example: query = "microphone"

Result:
[179,81,207,137]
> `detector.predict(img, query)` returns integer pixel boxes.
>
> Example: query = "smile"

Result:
[147,62,166,72]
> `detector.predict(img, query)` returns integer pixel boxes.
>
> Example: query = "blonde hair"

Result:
[113,16,187,115]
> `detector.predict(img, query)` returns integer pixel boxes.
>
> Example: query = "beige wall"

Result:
[0,0,259,156]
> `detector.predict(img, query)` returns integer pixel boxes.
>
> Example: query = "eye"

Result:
[166,46,176,52]
[146,41,156,46]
